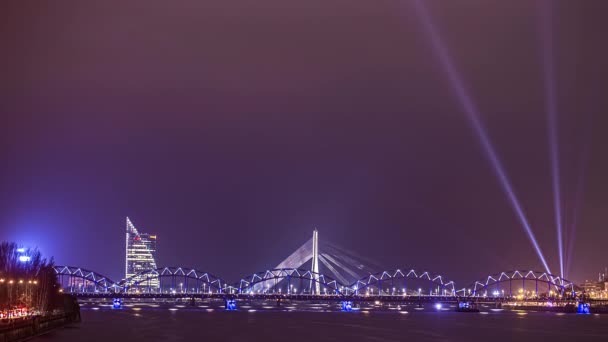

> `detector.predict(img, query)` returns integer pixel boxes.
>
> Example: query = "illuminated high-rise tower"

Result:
[125,217,159,290]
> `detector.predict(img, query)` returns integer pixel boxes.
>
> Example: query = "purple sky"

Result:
[1,0,607,285]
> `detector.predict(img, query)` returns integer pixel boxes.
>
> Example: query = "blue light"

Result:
[341,301,353,312]
[18,256,31,262]
[577,303,590,314]
[113,298,122,309]
[225,299,237,311]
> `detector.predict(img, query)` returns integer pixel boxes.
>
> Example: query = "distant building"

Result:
[579,279,607,299]
[125,217,159,290]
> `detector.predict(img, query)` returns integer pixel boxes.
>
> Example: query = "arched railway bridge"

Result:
[54,265,577,304]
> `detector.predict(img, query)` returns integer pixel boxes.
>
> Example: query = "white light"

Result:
[435,303,442,310]
[19,256,30,262]
[17,248,26,253]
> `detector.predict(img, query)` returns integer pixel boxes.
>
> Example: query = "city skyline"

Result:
[1,0,607,287]
[57,216,604,287]
[3,1,608,340]
[51,227,579,297]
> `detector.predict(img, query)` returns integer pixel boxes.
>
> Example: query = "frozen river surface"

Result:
[33,304,608,342]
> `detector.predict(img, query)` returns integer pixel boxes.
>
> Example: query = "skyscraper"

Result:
[125,217,159,290]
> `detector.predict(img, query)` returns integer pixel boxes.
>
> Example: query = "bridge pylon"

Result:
[311,229,320,295]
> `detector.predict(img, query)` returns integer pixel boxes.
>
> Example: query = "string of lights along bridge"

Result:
[53,218,578,311]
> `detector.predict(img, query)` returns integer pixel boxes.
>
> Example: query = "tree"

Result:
[0,241,59,313]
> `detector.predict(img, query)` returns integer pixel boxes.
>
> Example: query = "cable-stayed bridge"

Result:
[54,230,577,305]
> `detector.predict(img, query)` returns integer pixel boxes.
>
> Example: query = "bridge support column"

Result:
[341,301,353,312]
[225,299,237,311]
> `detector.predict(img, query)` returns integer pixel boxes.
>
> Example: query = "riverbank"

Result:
[0,313,80,342]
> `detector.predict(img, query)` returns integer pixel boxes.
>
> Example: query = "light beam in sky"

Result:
[539,0,564,280]
[410,0,551,274]
[564,114,593,278]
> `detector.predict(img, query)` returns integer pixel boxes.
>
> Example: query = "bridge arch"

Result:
[237,268,343,295]
[350,269,456,296]
[468,270,575,297]
[54,266,119,293]
[121,267,226,294]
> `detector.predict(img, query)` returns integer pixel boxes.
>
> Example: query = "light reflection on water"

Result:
[56,307,608,342]
[80,302,608,321]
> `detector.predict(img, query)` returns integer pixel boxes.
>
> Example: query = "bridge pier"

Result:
[341,301,353,312]
[225,299,237,311]
[577,294,591,314]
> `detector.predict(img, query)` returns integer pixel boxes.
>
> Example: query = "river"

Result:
[32,302,608,341]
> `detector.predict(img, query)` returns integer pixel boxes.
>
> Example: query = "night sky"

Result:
[1,0,606,286]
